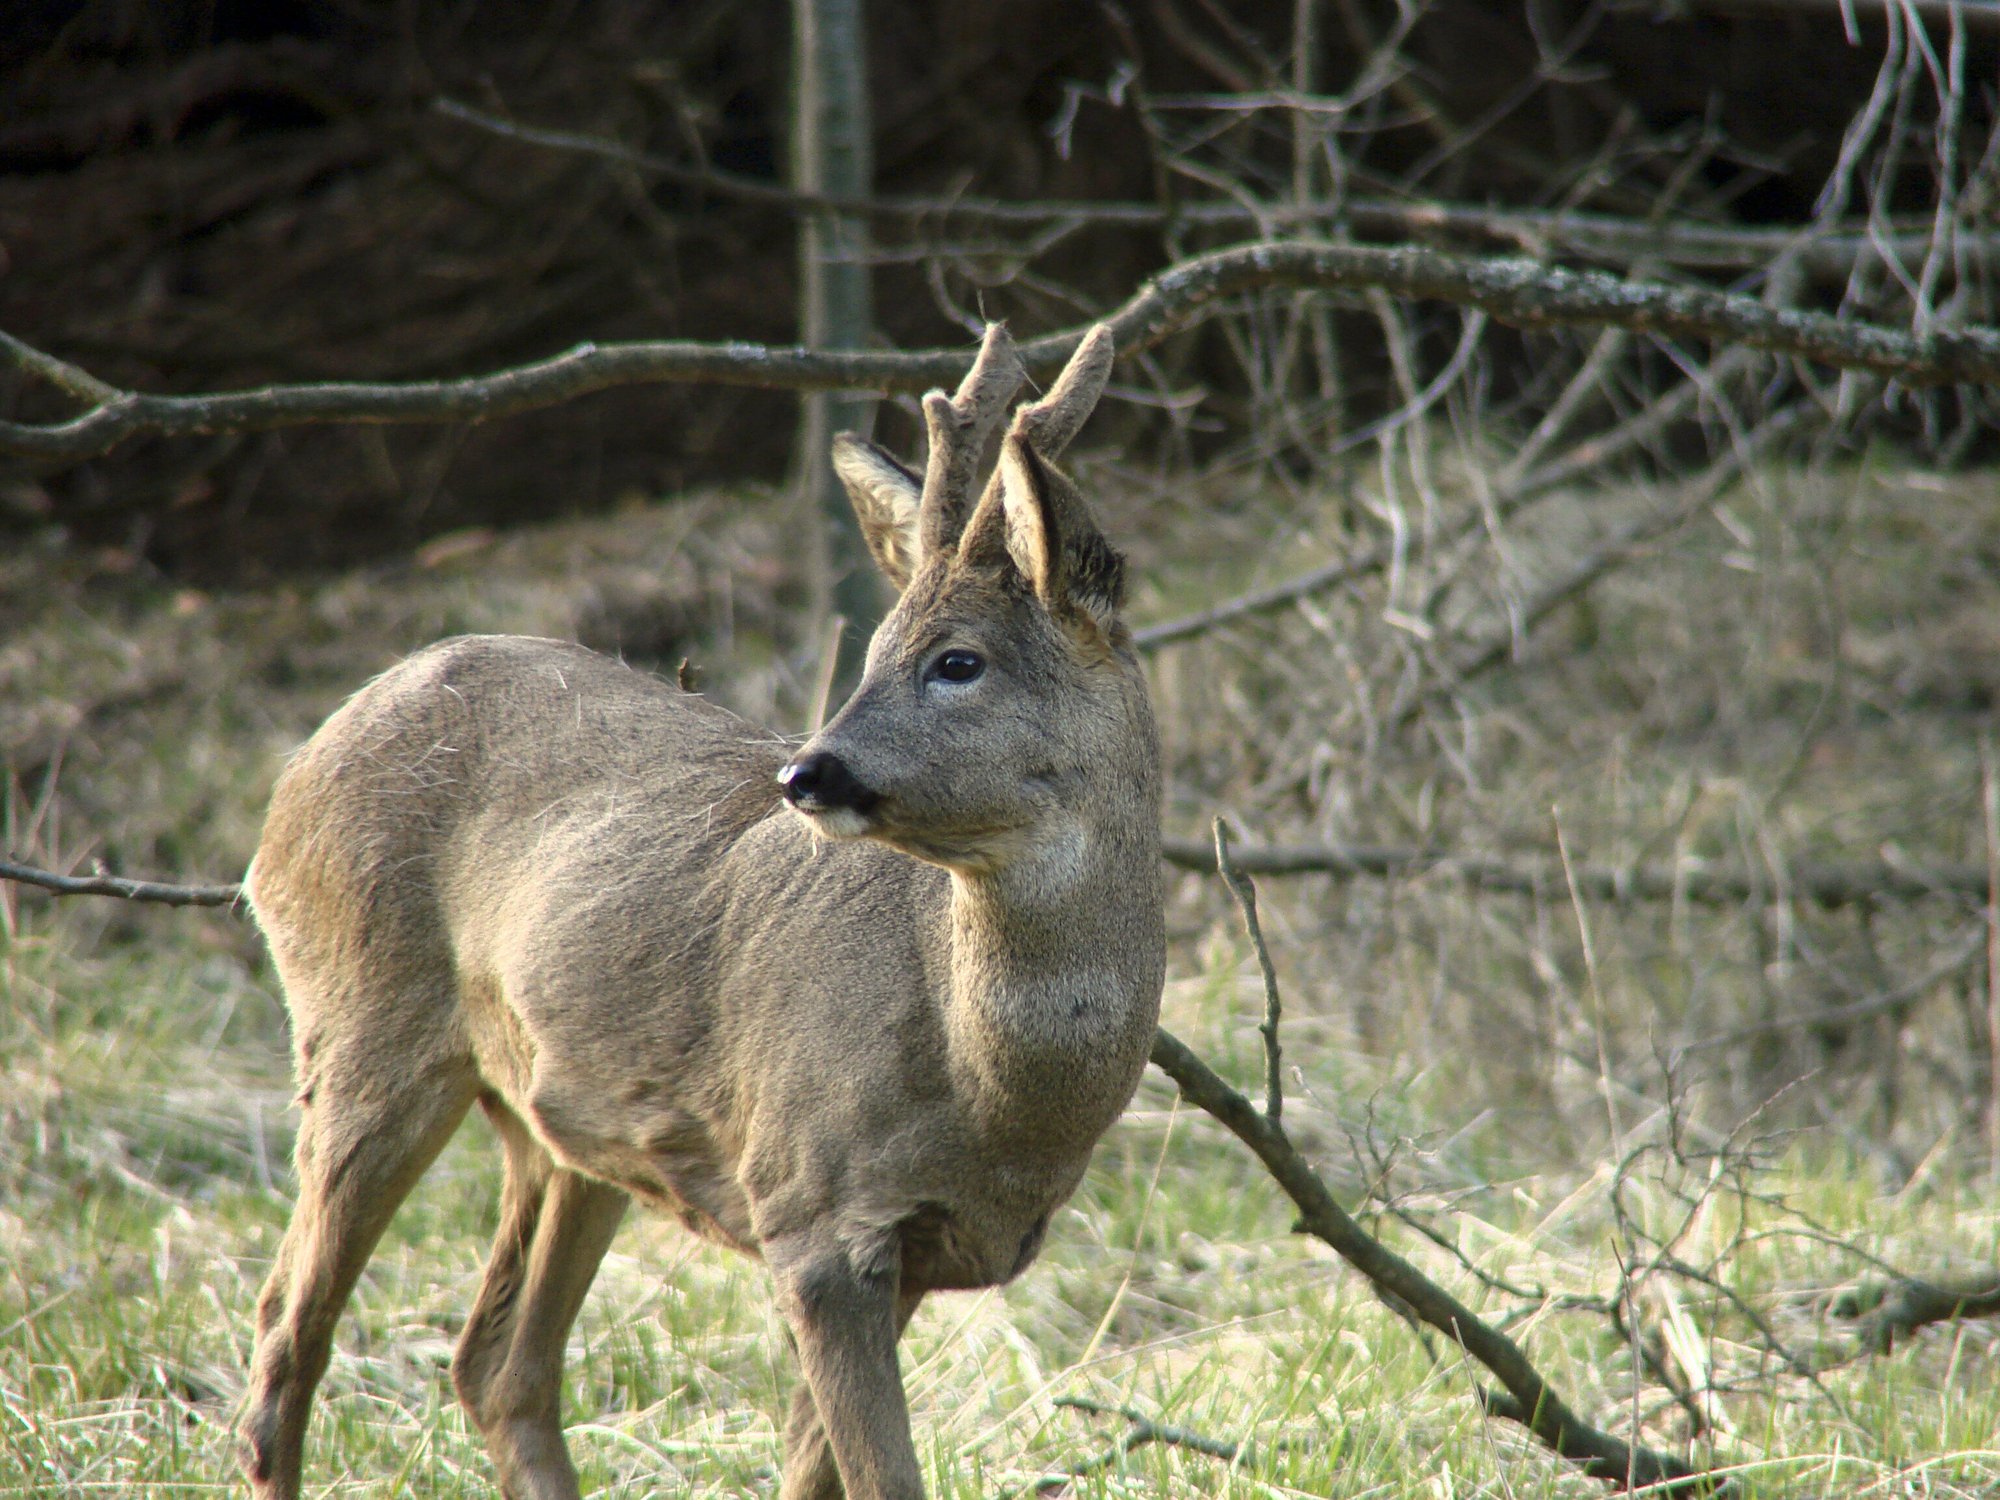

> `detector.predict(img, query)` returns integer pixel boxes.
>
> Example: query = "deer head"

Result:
[780,324,1142,876]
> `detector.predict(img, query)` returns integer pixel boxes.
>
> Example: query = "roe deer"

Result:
[235,323,1164,1500]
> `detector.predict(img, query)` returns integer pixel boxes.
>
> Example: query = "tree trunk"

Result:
[791,0,876,711]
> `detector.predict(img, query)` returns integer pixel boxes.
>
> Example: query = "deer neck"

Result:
[940,774,1164,1139]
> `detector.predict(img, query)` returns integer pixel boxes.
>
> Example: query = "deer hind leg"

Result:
[453,1098,629,1500]
[237,1040,476,1500]
[777,1272,927,1500]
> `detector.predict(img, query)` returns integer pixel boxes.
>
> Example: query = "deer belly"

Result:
[525,1083,758,1254]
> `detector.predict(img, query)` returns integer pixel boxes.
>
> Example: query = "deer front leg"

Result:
[769,1241,924,1500]
[782,1283,927,1500]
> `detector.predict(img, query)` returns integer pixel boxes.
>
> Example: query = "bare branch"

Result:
[1029,1395,1255,1492]
[1687,0,2000,31]
[1831,1272,2000,1356]
[10,830,1984,918]
[1161,836,1989,908]
[1414,413,1804,711]
[1386,395,1818,734]
[1680,933,1986,1052]
[1132,345,1769,652]
[1214,819,1284,1123]
[0,856,243,909]
[1049,1396,1247,1462]
[8,242,2000,463]
[434,97,1996,280]
[1148,1025,1721,1493]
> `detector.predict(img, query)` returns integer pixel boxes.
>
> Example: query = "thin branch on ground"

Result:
[1605,1140,1830,1396]
[10,828,1987,916]
[1404,398,1818,726]
[1028,1395,1254,1493]
[9,241,2000,462]
[1746,1216,2000,1369]
[1605,1295,1715,1441]
[1154,831,1724,1494]
[1680,933,1987,1051]
[1149,1022,1721,1492]
[1160,835,1989,908]
[0,856,243,909]
[1132,344,1767,651]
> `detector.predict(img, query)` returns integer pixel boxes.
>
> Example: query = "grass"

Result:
[5,462,2000,1496]
[4,910,1997,1498]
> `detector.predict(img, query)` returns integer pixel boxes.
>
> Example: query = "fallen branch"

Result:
[8,830,1986,914]
[1831,1273,2000,1356]
[1160,837,1988,909]
[1403,401,1816,720]
[8,241,2000,462]
[1148,1024,1721,1493]
[1681,933,1986,1052]
[0,855,242,909]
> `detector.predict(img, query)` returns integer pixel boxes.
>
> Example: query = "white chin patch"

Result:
[802,806,871,839]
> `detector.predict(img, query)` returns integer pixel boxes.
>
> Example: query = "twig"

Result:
[1684,0,2000,31]
[0,856,243,909]
[1214,818,1284,1122]
[1131,345,1767,652]
[0,329,122,404]
[1679,932,1986,1052]
[1982,735,2000,1178]
[1030,1395,1251,1492]
[1606,1296,1714,1441]
[8,241,2000,462]
[1160,835,1989,908]
[1149,1024,1723,1493]
[433,96,1998,279]
[1133,532,1383,650]
[1410,398,1818,722]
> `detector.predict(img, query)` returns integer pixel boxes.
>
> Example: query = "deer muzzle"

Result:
[778,750,882,833]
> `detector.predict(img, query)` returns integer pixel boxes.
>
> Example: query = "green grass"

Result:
[5,468,2000,1496]
[5,907,1997,1498]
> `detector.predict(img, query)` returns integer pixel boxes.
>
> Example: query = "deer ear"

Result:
[980,435,1127,632]
[996,436,1061,601]
[832,433,923,591]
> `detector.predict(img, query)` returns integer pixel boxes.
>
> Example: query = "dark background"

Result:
[2,0,1988,580]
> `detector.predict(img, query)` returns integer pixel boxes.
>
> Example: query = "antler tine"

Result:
[1011,325,1115,458]
[919,323,1025,554]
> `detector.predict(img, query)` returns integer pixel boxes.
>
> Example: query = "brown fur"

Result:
[234,325,1163,1500]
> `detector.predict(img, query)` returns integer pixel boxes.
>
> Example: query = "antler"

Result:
[1010,325,1115,458]
[919,323,1026,554]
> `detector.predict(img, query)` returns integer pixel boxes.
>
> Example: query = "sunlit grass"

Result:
[5,469,2000,1496]
[4,908,1997,1498]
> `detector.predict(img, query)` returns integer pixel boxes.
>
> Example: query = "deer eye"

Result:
[931,648,985,684]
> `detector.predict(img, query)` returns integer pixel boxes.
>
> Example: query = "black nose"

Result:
[778,750,880,813]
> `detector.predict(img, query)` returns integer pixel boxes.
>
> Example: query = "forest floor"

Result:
[4,462,1999,1497]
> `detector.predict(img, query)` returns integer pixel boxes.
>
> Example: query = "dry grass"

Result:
[4,456,1999,1497]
